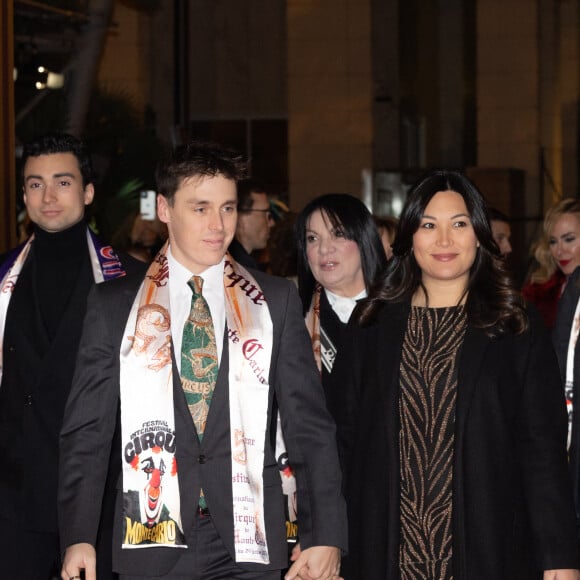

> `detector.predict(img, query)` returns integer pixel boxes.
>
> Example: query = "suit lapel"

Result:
[376,301,410,575]
[380,302,410,425]
[455,325,489,438]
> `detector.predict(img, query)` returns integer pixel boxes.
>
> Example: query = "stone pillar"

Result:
[371,0,399,169]
[437,0,464,167]
[287,0,374,209]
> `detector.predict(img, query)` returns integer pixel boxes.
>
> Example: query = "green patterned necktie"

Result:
[180,275,218,440]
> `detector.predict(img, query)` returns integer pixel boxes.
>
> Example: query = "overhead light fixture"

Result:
[46,71,64,89]
[32,66,64,90]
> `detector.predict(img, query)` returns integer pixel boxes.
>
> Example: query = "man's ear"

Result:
[157,194,170,224]
[84,183,95,205]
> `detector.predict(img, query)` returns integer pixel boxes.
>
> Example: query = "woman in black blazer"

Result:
[295,193,387,391]
[330,171,580,580]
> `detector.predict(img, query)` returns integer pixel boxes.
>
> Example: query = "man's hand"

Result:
[544,570,580,580]
[61,542,96,580]
[284,545,341,580]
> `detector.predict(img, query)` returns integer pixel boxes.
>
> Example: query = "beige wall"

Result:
[98,2,150,113]
[477,0,541,217]
[287,0,374,209]
[478,0,580,220]
[94,0,580,221]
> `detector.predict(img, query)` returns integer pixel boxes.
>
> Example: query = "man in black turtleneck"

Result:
[0,133,144,579]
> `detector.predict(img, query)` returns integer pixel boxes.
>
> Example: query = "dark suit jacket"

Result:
[554,266,580,524]
[328,300,578,580]
[59,267,347,576]
[0,241,144,534]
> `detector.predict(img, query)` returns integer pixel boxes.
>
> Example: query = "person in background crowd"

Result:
[59,141,346,580]
[523,198,580,330]
[295,193,387,393]
[329,170,579,580]
[488,207,512,258]
[112,209,168,263]
[267,210,299,283]
[0,132,143,579]
[373,214,398,260]
[228,178,274,270]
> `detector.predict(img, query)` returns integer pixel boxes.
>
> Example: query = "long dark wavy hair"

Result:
[295,193,388,315]
[358,170,527,336]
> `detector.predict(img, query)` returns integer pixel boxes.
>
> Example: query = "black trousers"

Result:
[0,516,117,580]
[120,513,281,580]
[0,521,60,580]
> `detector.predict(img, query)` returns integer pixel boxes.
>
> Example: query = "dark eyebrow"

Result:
[25,172,76,182]
[421,213,470,220]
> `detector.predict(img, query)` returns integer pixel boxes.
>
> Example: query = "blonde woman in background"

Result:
[523,198,580,330]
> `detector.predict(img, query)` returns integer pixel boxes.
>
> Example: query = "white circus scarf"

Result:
[304,284,323,373]
[119,243,273,564]
[0,229,126,384]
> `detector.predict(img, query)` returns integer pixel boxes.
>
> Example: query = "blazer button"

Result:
[24,394,33,406]
[198,454,207,464]
[7,345,15,352]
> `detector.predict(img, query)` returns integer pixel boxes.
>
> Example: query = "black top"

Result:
[34,220,92,340]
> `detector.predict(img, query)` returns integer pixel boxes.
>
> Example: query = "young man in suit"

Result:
[0,132,142,578]
[60,141,347,579]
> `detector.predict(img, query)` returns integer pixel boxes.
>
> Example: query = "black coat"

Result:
[0,240,145,534]
[329,300,579,579]
[553,266,580,525]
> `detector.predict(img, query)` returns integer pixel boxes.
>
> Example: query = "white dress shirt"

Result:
[167,247,226,372]
[325,288,367,324]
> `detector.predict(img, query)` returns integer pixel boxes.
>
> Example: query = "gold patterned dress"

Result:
[399,305,467,580]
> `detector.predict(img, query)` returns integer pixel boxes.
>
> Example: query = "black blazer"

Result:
[329,301,578,580]
[553,266,580,523]
[59,267,347,576]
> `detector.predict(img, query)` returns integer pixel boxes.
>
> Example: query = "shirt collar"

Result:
[325,288,367,323]
[166,246,224,292]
